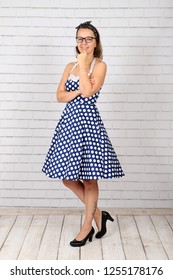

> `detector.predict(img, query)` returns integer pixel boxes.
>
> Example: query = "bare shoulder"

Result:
[65,61,77,72]
[93,59,107,76]
[60,62,76,80]
[95,59,107,70]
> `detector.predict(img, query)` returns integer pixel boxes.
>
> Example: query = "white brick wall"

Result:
[0,0,173,208]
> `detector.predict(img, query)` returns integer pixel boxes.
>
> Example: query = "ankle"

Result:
[82,220,92,230]
[94,208,101,219]
[94,209,102,230]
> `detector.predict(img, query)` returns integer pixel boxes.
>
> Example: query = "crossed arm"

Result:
[56,60,107,103]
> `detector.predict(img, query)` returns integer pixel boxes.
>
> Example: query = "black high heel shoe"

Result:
[70,227,95,247]
[95,211,114,239]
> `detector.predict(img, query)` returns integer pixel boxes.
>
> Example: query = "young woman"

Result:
[42,21,125,247]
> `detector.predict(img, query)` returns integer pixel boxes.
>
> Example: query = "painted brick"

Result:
[0,1,173,209]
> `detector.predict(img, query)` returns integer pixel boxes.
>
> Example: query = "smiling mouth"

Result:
[81,47,88,51]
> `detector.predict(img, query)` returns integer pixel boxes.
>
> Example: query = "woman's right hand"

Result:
[89,75,95,85]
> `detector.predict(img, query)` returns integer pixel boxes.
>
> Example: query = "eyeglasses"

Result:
[76,36,96,43]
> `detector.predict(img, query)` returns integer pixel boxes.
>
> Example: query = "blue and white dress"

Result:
[42,59,125,180]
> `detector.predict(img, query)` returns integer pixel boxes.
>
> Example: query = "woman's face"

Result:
[76,28,97,56]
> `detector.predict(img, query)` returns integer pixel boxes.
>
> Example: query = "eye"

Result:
[76,37,83,43]
[85,37,93,43]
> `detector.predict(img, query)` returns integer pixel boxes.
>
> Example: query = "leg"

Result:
[62,179,85,204]
[62,179,101,230]
[75,179,99,241]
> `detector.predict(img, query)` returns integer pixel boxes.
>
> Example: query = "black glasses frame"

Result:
[76,36,96,43]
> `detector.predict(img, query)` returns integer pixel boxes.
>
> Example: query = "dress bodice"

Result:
[65,78,100,104]
[65,58,100,104]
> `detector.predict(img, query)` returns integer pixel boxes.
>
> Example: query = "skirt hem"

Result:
[42,170,125,181]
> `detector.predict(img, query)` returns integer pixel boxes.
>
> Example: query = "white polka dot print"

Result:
[42,77,125,181]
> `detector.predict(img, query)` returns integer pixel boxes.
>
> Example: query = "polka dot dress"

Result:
[42,59,125,181]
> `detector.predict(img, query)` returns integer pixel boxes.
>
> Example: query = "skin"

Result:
[56,28,107,241]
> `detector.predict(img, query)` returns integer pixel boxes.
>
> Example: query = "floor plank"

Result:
[101,215,125,260]
[0,216,32,260]
[18,215,48,260]
[151,215,173,259]
[166,215,173,230]
[80,233,102,260]
[57,215,80,260]
[37,215,64,260]
[0,216,16,250]
[118,215,146,259]
[134,216,168,260]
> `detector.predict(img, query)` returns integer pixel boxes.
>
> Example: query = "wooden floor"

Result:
[0,208,173,260]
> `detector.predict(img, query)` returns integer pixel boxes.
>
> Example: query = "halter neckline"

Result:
[70,58,96,78]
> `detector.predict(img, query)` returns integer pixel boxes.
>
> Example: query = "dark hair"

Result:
[75,21,103,60]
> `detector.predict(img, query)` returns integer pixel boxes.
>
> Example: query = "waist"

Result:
[65,95,98,111]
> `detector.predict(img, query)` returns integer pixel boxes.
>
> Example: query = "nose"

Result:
[81,38,87,44]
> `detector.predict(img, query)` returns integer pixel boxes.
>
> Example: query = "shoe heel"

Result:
[108,214,114,222]
[103,211,114,222]
[89,234,94,242]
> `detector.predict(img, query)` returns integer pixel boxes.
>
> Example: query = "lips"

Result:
[80,48,88,51]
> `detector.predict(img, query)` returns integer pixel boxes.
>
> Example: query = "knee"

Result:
[62,179,71,187]
[83,179,97,189]
[62,179,76,189]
